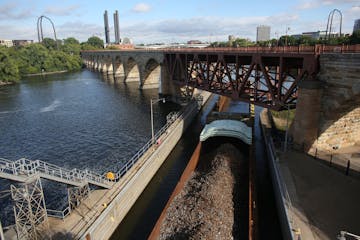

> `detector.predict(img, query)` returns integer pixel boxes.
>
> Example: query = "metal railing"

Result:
[0,157,112,188]
[47,207,71,219]
[81,44,360,54]
[114,100,198,180]
[263,129,299,239]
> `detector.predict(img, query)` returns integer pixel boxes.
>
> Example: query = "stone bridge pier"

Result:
[82,51,175,95]
[293,53,360,153]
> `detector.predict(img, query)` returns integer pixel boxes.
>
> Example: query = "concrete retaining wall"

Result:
[260,110,294,240]
[79,93,211,240]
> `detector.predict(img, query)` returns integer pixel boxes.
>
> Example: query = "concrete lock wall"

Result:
[80,94,209,240]
[293,53,360,152]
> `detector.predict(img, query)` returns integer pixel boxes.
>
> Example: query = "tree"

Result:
[0,48,20,83]
[86,36,104,49]
[64,37,79,45]
[296,36,317,46]
[278,35,297,46]
[42,38,57,50]
[350,30,360,44]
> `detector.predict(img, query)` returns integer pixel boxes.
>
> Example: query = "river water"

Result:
[0,70,180,225]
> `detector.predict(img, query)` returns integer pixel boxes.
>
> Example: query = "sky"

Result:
[0,0,359,44]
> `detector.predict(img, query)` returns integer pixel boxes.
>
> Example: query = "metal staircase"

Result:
[0,158,112,189]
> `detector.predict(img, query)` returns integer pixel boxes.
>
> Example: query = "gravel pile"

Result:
[159,143,244,240]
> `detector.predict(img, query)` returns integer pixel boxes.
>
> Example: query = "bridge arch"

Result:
[125,57,140,84]
[200,120,252,145]
[142,58,161,89]
[113,56,125,82]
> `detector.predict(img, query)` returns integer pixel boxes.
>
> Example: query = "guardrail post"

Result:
[330,154,333,166]
[346,160,350,176]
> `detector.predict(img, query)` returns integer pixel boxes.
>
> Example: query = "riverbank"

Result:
[0,70,70,87]
[0,81,15,87]
[24,70,68,77]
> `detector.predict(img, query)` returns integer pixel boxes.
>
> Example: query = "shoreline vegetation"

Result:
[0,36,104,86]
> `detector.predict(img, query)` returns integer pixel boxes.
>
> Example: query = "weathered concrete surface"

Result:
[293,53,360,153]
[261,109,360,240]
[82,51,164,90]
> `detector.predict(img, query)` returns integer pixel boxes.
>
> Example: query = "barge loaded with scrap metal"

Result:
[149,98,255,240]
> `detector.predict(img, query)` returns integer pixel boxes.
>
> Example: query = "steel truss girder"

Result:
[11,178,49,240]
[164,52,318,110]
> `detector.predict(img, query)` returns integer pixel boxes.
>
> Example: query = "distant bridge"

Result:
[82,44,360,110]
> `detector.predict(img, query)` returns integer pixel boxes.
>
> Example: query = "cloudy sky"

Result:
[0,0,359,44]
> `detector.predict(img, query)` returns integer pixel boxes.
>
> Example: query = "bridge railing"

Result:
[0,157,112,187]
[114,111,182,180]
[162,44,360,54]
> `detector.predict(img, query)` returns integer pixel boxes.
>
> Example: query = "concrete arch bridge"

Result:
[82,50,169,91]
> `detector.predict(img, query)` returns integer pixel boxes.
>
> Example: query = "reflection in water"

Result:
[0,70,180,225]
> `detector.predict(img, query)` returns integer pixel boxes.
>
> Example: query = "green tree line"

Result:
[0,36,104,84]
[210,30,360,48]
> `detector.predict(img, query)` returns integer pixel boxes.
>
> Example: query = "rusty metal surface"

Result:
[148,143,202,240]
[164,52,319,110]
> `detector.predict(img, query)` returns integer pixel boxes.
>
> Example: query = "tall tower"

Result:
[256,25,271,42]
[114,10,120,44]
[104,10,110,44]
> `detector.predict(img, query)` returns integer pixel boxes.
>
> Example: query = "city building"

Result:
[0,39,14,47]
[256,25,270,42]
[302,31,327,40]
[12,40,33,46]
[291,31,327,40]
[354,19,360,32]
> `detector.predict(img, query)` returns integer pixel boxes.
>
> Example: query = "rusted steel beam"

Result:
[165,51,319,110]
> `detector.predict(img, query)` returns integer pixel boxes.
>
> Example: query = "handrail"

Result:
[47,207,71,219]
[114,100,198,180]
[0,157,112,188]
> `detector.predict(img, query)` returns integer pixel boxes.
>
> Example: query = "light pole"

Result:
[150,98,166,143]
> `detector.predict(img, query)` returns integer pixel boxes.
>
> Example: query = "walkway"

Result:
[261,109,360,239]
[279,150,360,239]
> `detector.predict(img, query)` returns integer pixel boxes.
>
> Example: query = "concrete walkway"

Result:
[278,150,360,239]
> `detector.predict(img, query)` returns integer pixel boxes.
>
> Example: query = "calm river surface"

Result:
[0,70,180,224]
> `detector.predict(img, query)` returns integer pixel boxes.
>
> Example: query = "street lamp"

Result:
[150,98,166,143]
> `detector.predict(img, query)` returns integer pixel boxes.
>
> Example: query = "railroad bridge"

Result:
[82,45,360,153]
